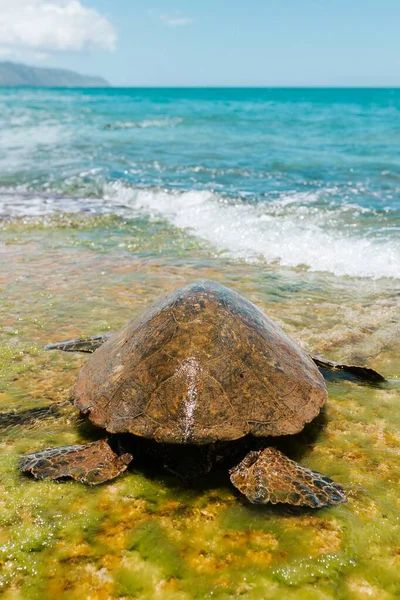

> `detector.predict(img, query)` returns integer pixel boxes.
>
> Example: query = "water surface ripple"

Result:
[1,87,399,279]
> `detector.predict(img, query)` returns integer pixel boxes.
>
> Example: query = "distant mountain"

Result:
[0,61,110,88]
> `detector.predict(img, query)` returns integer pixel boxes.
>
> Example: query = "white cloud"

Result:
[0,0,116,58]
[159,12,193,27]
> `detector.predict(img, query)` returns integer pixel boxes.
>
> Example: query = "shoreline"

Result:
[1,213,399,597]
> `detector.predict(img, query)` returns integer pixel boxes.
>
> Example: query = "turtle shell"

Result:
[72,281,327,444]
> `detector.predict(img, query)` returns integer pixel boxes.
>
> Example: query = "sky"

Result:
[0,0,399,87]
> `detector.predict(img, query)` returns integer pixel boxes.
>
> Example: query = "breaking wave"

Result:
[104,184,400,279]
[2,183,398,280]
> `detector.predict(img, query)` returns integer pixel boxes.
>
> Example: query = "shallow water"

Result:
[0,213,399,599]
[1,88,399,598]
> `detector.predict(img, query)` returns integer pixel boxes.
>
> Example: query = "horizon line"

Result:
[2,85,400,90]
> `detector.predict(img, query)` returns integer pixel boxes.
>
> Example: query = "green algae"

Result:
[1,214,399,599]
[126,522,187,580]
[272,552,356,587]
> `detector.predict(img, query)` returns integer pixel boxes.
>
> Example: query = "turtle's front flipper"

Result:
[20,439,132,485]
[44,334,112,353]
[229,447,346,508]
[311,355,386,384]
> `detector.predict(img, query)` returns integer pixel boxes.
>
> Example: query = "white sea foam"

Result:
[104,118,182,130]
[0,189,106,217]
[102,183,400,280]
[1,184,399,279]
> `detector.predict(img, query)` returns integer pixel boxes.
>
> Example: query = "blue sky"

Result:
[1,0,399,86]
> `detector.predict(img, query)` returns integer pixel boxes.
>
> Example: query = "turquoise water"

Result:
[0,87,399,278]
[1,88,400,599]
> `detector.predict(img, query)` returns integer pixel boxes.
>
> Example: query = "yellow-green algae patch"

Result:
[0,214,399,599]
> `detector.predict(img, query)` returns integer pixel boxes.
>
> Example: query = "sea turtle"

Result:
[19,281,384,508]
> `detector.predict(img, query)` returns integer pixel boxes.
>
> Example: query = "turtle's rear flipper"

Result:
[229,447,346,508]
[44,334,112,354]
[19,439,132,485]
[311,355,386,384]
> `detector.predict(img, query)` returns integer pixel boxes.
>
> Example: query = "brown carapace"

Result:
[19,281,353,508]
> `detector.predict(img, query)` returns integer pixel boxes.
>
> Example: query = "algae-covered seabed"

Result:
[0,214,399,600]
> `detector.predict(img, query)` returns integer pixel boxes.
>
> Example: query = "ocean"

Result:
[1,87,400,599]
[1,87,399,278]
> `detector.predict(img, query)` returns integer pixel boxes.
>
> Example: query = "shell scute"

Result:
[72,281,327,444]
